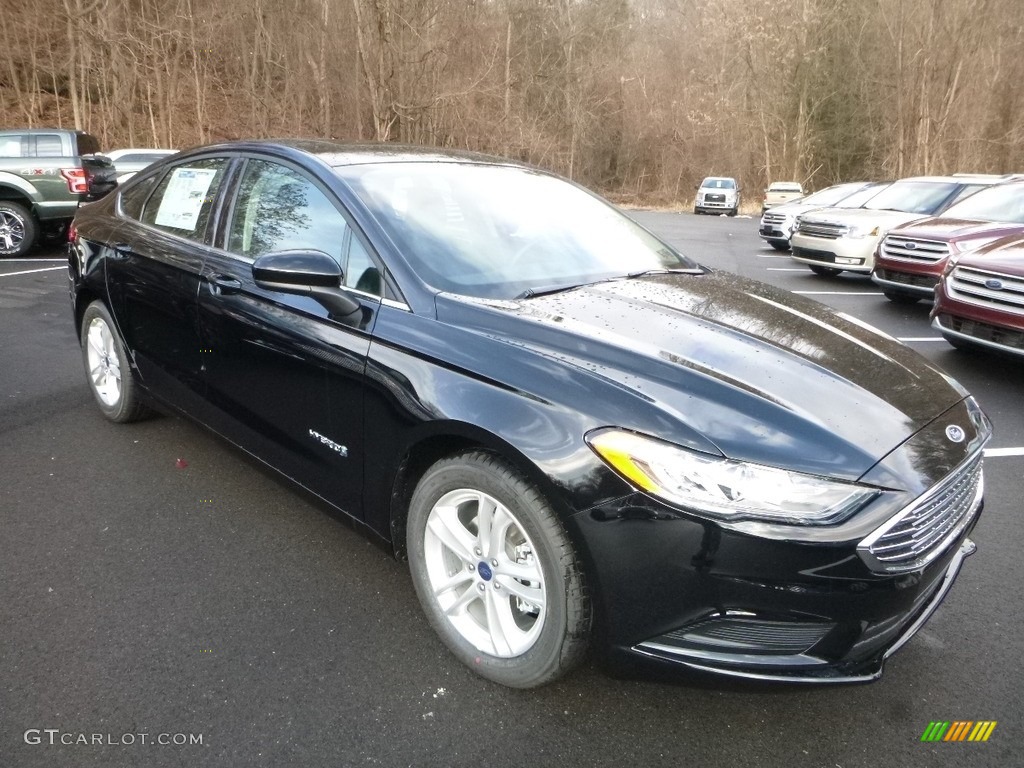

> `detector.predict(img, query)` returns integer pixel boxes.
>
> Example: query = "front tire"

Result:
[0,200,38,257]
[407,451,590,688]
[769,240,790,251]
[80,301,152,422]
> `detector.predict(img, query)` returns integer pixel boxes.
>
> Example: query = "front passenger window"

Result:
[227,160,347,263]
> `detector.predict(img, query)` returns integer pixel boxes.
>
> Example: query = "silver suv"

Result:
[695,177,740,216]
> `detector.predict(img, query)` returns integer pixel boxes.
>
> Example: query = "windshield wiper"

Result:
[626,267,703,279]
[514,282,592,300]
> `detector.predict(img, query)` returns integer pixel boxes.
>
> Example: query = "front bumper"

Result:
[571,399,988,683]
[790,234,879,272]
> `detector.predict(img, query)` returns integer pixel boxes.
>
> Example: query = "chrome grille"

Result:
[881,235,950,264]
[763,212,787,225]
[796,220,846,239]
[947,265,1024,315]
[859,454,983,574]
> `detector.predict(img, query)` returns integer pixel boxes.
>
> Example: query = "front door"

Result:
[196,157,384,518]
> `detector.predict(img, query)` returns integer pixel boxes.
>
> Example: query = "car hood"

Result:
[888,217,1024,243]
[437,272,968,482]
[801,207,930,229]
[954,234,1024,271]
[764,201,825,217]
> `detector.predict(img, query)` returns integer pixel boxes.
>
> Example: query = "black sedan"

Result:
[69,140,990,688]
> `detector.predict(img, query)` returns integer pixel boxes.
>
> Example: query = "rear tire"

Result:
[80,301,153,423]
[0,200,38,257]
[808,264,843,277]
[407,451,590,688]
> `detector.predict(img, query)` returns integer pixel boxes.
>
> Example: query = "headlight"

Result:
[846,224,880,238]
[587,429,879,525]
[952,236,1000,254]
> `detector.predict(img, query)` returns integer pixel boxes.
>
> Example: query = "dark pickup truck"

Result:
[0,129,117,257]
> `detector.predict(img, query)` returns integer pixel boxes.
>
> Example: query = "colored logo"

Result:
[984,278,1004,290]
[921,721,997,742]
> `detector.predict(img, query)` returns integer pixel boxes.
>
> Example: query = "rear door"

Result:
[104,156,233,415]
[195,155,385,517]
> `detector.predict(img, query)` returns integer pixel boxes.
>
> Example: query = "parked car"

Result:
[932,234,1024,356]
[759,182,883,251]
[790,176,1002,277]
[694,177,740,216]
[105,148,178,183]
[873,180,1024,304]
[70,140,991,688]
[762,181,804,212]
[0,128,116,256]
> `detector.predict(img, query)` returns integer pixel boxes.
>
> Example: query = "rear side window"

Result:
[35,135,65,157]
[141,157,229,242]
[0,135,25,157]
[119,174,161,220]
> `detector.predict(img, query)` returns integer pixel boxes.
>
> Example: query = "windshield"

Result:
[835,182,889,208]
[863,181,961,215]
[940,183,1024,224]
[340,163,696,299]
[798,183,870,207]
[700,178,735,189]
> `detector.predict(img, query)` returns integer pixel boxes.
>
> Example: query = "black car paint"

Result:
[69,141,989,681]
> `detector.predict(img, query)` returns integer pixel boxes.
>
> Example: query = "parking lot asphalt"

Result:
[1,216,1020,768]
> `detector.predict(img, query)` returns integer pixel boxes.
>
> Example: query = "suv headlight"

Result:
[846,224,880,238]
[587,429,879,525]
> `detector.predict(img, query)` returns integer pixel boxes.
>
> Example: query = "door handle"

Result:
[208,274,242,295]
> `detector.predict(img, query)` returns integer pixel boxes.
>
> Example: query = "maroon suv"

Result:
[872,180,1024,304]
[932,234,1024,357]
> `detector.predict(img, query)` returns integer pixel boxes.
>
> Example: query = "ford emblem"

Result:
[985,278,1004,290]
[945,425,966,443]
[904,242,917,249]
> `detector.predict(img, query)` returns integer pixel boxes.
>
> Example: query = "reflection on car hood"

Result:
[953,234,1024,271]
[801,208,927,228]
[439,272,967,481]
[889,217,1024,242]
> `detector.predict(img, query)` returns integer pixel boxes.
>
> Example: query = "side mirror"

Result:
[252,250,361,320]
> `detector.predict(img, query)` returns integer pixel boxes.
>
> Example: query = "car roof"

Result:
[896,175,1006,184]
[185,139,521,169]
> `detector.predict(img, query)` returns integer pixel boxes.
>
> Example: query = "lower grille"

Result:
[875,268,936,289]
[938,314,1024,351]
[859,454,983,574]
[660,618,833,655]
[792,246,838,263]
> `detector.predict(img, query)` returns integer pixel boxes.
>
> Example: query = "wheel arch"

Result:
[386,421,573,562]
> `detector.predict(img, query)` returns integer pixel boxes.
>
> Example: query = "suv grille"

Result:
[705,193,725,203]
[874,268,935,289]
[936,314,1024,351]
[796,220,846,239]
[881,235,950,264]
[763,212,787,225]
[947,265,1024,315]
[859,454,983,574]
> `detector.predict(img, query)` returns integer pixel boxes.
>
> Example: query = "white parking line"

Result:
[792,291,884,296]
[896,337,946,342]
[766,268,808,272]
[0,258,65,263]
[984,447,1024,458]
[756,254,789,259]
[0,266,66,278]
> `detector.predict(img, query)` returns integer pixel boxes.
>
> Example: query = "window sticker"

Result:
[154,167,218,230]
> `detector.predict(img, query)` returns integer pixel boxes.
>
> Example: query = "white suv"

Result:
[790,176,1001,277]
[694,177,740,216]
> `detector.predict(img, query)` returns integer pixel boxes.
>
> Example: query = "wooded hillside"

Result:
[3,0,1022,201]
